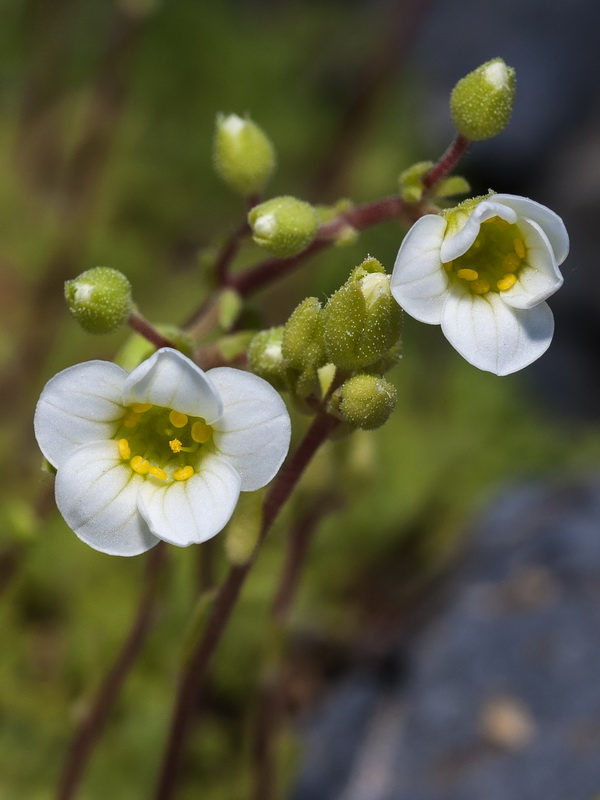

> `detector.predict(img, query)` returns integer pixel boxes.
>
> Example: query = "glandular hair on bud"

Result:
[248,196,319,258]
[64,267,132,334]
[450,58,515,141]
[282,297,326,372]
[331,374,397,430]
[248,327,286,390]
[323,259,402,370]
[213,113,276,196]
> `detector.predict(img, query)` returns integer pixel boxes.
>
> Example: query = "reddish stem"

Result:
[421,133,470,194]
[152,411,339,800]
[231,195,410,298]
[128,309,176,350]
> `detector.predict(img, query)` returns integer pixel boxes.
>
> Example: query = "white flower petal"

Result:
[34,361,127,468]
[390,215,448,324]
[55,440,159,556]
[207,367,291,491]
[440,199,518,262]
[122,348,223,422]
[137,453,241,546]
[501,219,564,310]
[493,194,570,265]
[441,291,554,376]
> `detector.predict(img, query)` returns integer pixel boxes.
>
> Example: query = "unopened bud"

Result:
[213,113,276,196]
[323,258,402,370]
[248,196,319,258]
[450,58,516,141]
[248,327,286,390]
[330,374,397,430]
[65,267,132,334]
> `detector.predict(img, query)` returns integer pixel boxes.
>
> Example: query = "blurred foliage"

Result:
[1,0,598,798]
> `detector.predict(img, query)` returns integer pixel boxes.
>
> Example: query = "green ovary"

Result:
[443,216,527,296]
[114,403,213,483]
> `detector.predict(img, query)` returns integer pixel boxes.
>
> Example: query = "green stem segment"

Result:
[152,410,340,800]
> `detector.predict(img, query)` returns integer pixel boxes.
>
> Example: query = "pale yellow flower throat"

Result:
[443,216,527,296]
[116,403,212,483]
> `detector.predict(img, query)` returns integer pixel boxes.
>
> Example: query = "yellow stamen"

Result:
[471,279,490,295]
[169,410,188,428]
[191,421,211,443]
[456,268,479,281]
[130,456,149,475]
[513,237,526,259]
[497,273,517,291]
[118,438,131,460]
[123,412,140,428]
[484,216,509,227]
[132,402,152,414]
[502,253,520,272]
[173,465,194,481]
[148,465,167,480]
[169,438,183,453]
[443,260,453,272]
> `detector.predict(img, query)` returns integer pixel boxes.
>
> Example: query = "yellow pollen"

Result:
[497,273,517,291]
[123,411,140,428]
[514,238,526,259]
[443,260,453,272]
[169,410,188,428]
[169,438,183,453]
[148,465,167,480]
[173,465,194,481]
[191,421,211,443]
[456,268,479,281]
[118,438,131,460]
[471,279,490,295]
[131,402,152,414]
[130,456,149,475]
[502,253,521,272]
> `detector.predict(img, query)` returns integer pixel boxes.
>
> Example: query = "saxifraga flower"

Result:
[34,348,291,556]
[391,194,569,375]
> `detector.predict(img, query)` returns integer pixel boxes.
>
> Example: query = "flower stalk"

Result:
[153,409,340,800]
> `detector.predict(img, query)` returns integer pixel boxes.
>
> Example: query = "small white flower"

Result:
[34,348,291,556]
[390,194,569,375]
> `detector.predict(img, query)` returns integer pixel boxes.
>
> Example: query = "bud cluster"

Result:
[249,257,401,429]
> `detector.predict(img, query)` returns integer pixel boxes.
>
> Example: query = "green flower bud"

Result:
[450,58,516,141]
[330,374,397,430]
[282,297,326,371]
[323,258,402,370]
[213,113,276,196]
[248,327,287,390]
[248,196,319,258]
[65,267,132,334]
[399,161,434,203]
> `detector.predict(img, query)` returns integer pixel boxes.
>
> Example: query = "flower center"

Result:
[443,216,527,296]
[115,403,213,483]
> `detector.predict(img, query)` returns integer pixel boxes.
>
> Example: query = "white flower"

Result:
[390,193,569,375]
[34,348,291,556]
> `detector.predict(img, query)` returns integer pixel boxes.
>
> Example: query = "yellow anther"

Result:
[471,279,490,295]
[132,402,152,414]
[443,260,453,272]
[484,215,509,227]
[123,412,140,428]
[148,465,167,480]
[118,438,131,460]
[502,253,521,272]
[191,421,211,443]
[456,268,479,281]
[497,273,517,291]
[513,237,526,259]
[169,438,183,453]
[173,465,194,481]
[130,456,149,475]
[169,410,188,428]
